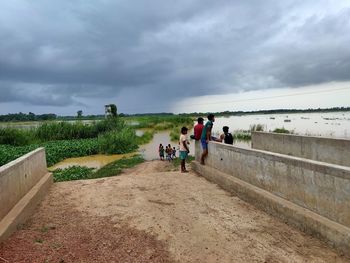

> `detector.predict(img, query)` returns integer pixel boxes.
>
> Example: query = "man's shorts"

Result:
[179,151,188,160]
[201,138,208,150]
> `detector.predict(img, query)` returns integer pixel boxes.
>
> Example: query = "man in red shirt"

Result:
[193,117,204,140]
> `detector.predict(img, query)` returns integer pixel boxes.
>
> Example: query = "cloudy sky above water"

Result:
[1,0,350,115]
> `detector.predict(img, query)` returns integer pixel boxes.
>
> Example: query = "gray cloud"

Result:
[0,0,349,114]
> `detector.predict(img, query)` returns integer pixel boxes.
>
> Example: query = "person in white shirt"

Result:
[179,127,190,173]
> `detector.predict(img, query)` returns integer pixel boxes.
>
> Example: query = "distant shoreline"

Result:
[0,106,349,122]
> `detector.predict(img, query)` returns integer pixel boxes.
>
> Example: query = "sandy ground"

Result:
[1,161,349,263]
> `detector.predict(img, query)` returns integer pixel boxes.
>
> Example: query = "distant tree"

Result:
[77,110,83,118]
[109,104,117,117]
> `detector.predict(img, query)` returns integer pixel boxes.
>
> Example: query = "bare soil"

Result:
[0,161,349,263]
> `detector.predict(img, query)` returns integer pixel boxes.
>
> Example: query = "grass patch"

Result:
[52,155,144,182]
[273,127,291,134]
[92,155,144,179]
[53,166,94,182]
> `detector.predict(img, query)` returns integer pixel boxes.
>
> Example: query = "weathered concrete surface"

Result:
[0,172,53,241]
[1,161,348,262]
[0,148,52,241]
[252,131,350,167]
[192,161,350,256]
[0,148,48,221]
[195,141,350,228]
[194,141,350,256]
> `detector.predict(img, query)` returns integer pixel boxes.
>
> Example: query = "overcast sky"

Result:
[0,0,350,115]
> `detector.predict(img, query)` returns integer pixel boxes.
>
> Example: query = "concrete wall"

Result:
[194,141,350,228]
[251,132,350,167]
[0,148,53,241]
[0,148,51,224]
[194,141,350,254]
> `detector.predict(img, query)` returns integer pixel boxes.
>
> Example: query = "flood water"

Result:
[213,112,350,138]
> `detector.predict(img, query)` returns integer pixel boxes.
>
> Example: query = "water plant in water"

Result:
[273,127,291,134]
[52,155,144,182]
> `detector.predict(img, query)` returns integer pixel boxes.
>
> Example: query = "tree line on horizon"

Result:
[1,106,349,122]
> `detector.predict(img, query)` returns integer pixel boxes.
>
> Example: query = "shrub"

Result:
[98,128,138,154]
[250,124,264,132]
[273,127,290,134]
[0,128,36,146]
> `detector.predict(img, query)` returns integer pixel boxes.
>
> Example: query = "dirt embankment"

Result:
[0,161,349,263]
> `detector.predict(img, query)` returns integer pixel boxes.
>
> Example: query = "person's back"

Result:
[193,117,204,140]
[224,132,234,144]
[221,126,233,145]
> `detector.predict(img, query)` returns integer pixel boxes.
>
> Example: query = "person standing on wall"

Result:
[200,114,216,165]
[219,126,234,145]
[190,117,204,140]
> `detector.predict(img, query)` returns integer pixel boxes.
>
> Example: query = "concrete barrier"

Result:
[0,148,53,241]
[193,141,350,255]
[251,132,350,167]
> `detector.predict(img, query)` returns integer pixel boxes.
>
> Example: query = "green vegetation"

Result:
[0,117,140,167]
[233,132,251,141]
[0,139,100,167]
[250,124,264,132]
[126,115,194,143]
[53,166,94,182]
[52,155,144,182]
[98,128,138,154]
[135,130,154,145]
[273,127,291,134]
[92,155,144,179]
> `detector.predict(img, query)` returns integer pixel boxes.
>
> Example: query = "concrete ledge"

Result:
[0,172,53,242]
[192,161,350,256]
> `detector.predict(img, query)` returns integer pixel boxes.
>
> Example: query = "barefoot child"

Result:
[179,127,190,172]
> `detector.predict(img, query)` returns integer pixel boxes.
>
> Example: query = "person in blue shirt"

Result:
[200,113,216,165]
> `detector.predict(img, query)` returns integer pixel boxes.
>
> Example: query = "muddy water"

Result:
[138,131,190,161]
[48,152,137,171]
[49,129,250,169]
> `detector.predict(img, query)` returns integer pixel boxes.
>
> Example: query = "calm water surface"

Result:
[213,112,350,138]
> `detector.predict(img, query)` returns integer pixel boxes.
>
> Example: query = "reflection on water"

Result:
[48,152,136,170]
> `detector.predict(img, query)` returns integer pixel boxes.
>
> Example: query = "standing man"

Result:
[192,117,204,140]
[200,114,215,165]
[179,127,190,172]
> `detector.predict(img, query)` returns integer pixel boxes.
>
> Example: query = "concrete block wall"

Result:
[251,132,350,167]
[194,142,350,228]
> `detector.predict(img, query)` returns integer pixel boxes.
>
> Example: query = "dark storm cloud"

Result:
[0,0,349,113]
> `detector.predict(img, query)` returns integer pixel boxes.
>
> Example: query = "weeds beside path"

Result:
[0,161,348,263]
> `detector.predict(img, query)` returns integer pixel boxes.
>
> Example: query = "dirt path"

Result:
[1,161,349,263]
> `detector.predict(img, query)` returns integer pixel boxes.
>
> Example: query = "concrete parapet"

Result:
[193,141,350,255]
[0,148,53,241]
[192,161,350,255]
[251,131,350,167]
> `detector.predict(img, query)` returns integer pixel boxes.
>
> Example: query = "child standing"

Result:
[159,144,164,160]
[179,127,190,173]
[172,147,176,158]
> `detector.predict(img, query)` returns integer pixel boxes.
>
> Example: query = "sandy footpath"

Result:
[0,161,348,263]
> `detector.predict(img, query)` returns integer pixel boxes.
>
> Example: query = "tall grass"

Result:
[98,128,138,154]
[36,118,124,141]
[0,128,37,146]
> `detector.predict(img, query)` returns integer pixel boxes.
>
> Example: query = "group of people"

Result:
[158,113,234,173]
[158,143,177,161]
[192,114,233,165]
